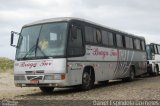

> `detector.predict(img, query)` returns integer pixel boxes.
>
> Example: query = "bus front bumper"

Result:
[14,74,69,87]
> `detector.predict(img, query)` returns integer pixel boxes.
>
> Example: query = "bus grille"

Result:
[25,70,44,74]
[27,76,43,80]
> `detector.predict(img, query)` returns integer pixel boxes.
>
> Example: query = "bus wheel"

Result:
[129,69,135,81]
[156,66,159,75]
[81,70,94,90]
[122,68,135,82]
[154,66,159,76]
[39,87,54,93]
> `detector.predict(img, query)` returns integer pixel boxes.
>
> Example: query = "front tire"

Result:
[39,87,54,93]
[81,70,94,90]
[154,66,159,76]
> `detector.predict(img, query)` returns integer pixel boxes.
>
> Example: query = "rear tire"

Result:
[130,68,135,81]
[81,70,94,90]
[122,67,135,82]
[157,66,159,75]
[39,87,54,93]
[151,65,158,76]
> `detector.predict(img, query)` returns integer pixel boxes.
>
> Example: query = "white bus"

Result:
[146,43,160,76]
[11,17,147,93]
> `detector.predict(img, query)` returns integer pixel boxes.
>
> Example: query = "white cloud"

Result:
[1,0,160,59]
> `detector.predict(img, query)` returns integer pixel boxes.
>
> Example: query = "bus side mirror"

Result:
[10,31,21,48]
[71,26,77,39]
[11,32,14,46]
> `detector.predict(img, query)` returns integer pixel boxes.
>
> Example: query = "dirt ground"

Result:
[0,72,39,99]
[1,72,160,105]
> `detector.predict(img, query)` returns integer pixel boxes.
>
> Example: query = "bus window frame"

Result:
[74,20,146,52]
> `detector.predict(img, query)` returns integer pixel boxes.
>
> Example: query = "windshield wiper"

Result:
[22,45,48,60]
[22,44,37,59]
[37,46,48,58]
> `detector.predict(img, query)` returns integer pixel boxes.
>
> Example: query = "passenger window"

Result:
[85,26,101,44]
[150,44,155,53]
[108,32,114,46]
[116,34,123,48]
[85,26,94,43]
[158,46,160,54]
[102,30,109,45]
[96,29,102,43]
[102,30,114,46]
[125,37,130,49]
[125,37,133,49]
[141,41,145,51]
[129,38,133,49]
[154,45,158,54]
[134,39,141,50]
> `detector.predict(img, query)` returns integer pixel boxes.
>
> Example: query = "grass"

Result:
[0,57,14,73]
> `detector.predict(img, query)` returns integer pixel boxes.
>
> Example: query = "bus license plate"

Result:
[30,80,39,84]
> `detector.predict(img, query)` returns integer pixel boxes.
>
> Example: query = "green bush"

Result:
[0,57,14,72]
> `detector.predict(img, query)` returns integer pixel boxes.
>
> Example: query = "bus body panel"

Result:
[12,17,147,88]
[67,45,147,85]
[146,43,160,74]
[14,58,66,74]
[155,54,160,62]
[147,54,160,74]
[14,58,71,87]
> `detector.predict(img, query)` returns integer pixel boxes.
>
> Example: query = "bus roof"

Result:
[24,17,145,40]
[150,43,160,46]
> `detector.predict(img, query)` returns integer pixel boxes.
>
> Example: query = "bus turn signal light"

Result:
[61,74,65,80]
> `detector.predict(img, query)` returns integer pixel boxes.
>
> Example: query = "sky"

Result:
[1,0,160,59]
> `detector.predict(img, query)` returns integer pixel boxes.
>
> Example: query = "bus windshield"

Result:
[146,45,152,60]
[16,22,68,60]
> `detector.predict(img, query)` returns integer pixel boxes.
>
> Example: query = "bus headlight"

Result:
[54,74,61,80]
[44,75,55,80]
[44,74,65,80]
[14,75,25,80]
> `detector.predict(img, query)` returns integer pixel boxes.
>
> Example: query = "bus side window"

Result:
[141,40,145,51]
[122,35,126,48]
[68,26,84,56]
[158,45,160,54]
[85,26,102,44]
[154,45,158,54]
[102,30,109,46]
[102,30,114,46]
[108,32,114,46]
[125,36,133,49]
[116,34,123,48]
[134,39,141,50]
[150,44,155,54]
[85,26,94,43]
[95,29,102,44]
[156,45,159,54]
